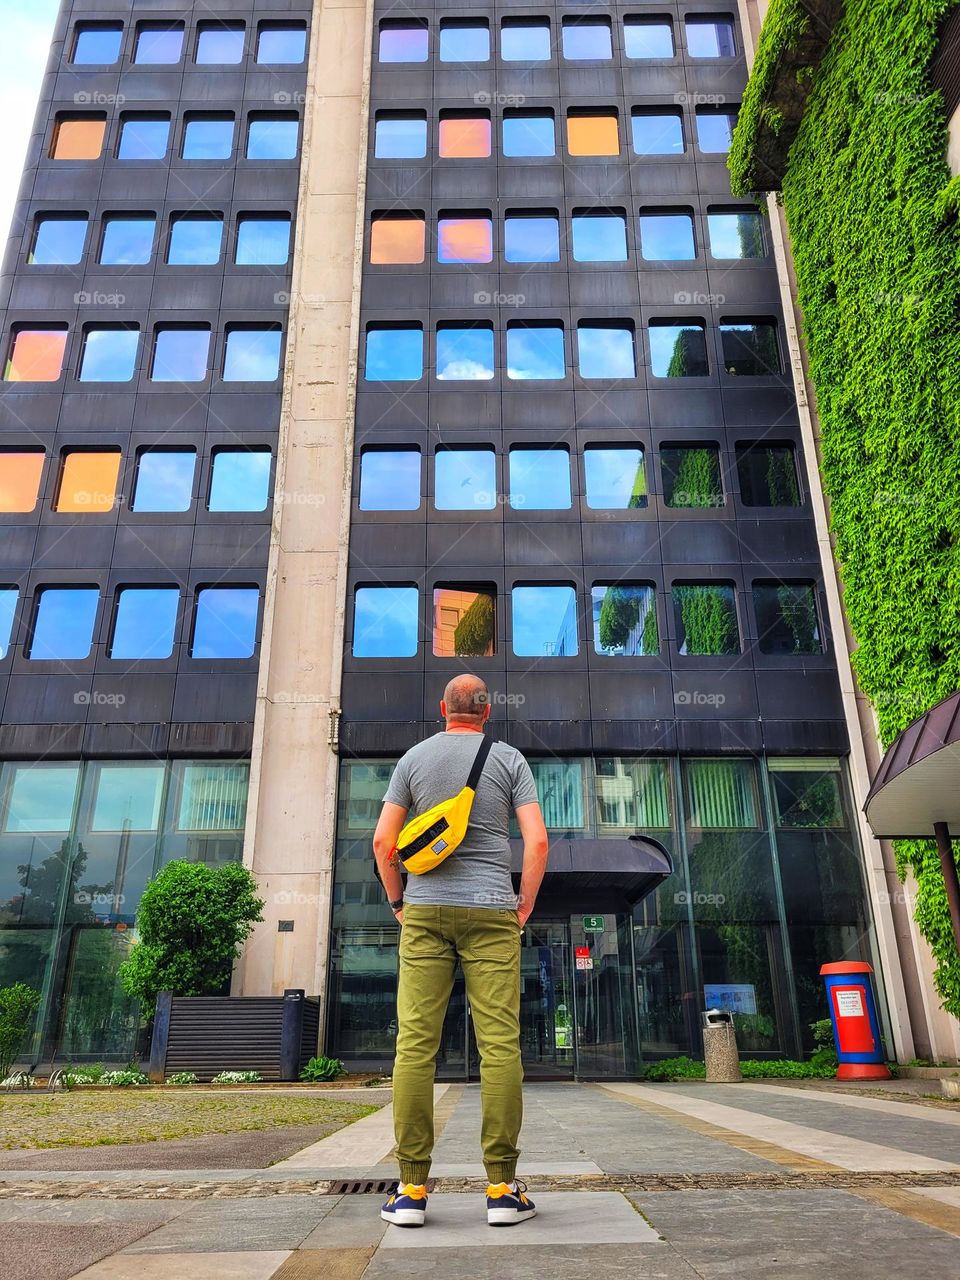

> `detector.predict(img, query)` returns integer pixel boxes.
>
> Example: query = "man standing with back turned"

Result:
[373,673,549,1229]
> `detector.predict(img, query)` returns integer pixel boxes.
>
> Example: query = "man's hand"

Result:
[515,801,548,931]
[393,908,404,924]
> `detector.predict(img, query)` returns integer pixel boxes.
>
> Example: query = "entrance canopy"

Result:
[864,689,960,838]
[511,835,673,913]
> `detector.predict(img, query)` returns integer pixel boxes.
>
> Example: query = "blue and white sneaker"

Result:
[486,1179,536,1226]
[381,1182,428,1227]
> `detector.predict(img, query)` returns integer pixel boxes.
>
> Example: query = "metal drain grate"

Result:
[330,1179,396,1195]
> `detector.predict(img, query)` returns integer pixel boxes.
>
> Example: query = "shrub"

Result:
[63,1063,108,1085]
[642,1056,706,1082]
[0,984,42,1079]
[211,1070,262,1084]
[100,1068,149,1087]
[300,1055,346,1083]
[166,1071,199,1086]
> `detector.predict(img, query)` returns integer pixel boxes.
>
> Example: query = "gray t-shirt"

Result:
[383,732,539,909]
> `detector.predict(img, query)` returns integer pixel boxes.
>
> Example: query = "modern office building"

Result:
[0,0,954,1075]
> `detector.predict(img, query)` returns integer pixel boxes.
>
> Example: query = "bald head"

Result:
[441,674,490,727]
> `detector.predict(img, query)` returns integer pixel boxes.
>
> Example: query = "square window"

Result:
[435,448,496,511]
[29,587,99,660]
[437,214,492,264]
[686,16,736,57]
[769,762,844,829]
[208,449,271,512]
[624,18,674,58]
[0,451,44,512]
[100,215,155,266]
[639,211,695,260]
[55,450,121,513]
[257,22,307,64]
[192,587,259,659]
[379,21,428,63]
[151,326,210,382]
[134,23,184,64]
[132,449,196,512]
[684,758,757,827]
[370,214,425,265]
[512,585,578,657]
[353,585,418,658]
[501,19,551,61]
[506,324,565,380]
[696,109,737,153]
[78,326,139,382]
[29,216,88,265]
[118,114,170,160]
[365,326,423,380]
[562,18,612,60]
[648,322,708,377]
[375,112,427,159]
[672,583,739,655]
[182,115,234,160]
[439,112,491,158]
[509,447,570,509]
[223,326,282,381]
[503,111,555,157]
[3,763,80,832]
[571,212,627,262]
[735,443,800,507]
[168,215,223,265]
[753,582,822,655]
[196,23,245,64]
[246,115,299,160]
[504,213,559,263]
[567,112,620,157]
[4,326,68,382]
[73,23,123,65]
[577,324,636,379]
[236,215,291,266]
[51,116,106,160]
[720,320,781,375]
[660,445,723,508]
[110,588,179,659]
[433,587,495,657]
[440,21,489,62]
[584,446,647,509]
[708,208,765,258]
[0,588,16,658]
[593,584,659,656]
[359,448,421,511]
[91,763,165,831]
[632,110,684,155]
[437,326,494,380]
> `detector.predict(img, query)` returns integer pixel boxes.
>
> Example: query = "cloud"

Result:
[0,3,61,244]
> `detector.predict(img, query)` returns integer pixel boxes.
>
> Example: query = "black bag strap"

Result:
[465,734,495,792]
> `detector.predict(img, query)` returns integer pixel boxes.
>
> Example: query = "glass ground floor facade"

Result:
[329,754,887,1074]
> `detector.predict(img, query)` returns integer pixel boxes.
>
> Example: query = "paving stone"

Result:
[362,1243,700,1279]
[272,1247,376,1278]
[124,1196,337,1253]
[299,1195,388,1248]
[1,1222,159,1280]
[74,1250,291,1279]
[0,1198,192,1224]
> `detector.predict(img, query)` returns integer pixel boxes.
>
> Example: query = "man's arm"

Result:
[515,801,548,927]
[373,802,408,921]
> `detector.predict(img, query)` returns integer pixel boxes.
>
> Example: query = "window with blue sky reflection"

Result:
[562,18,612,59]
[502,112,555,157]
[685,17,736,57]
[512,586,578,657]
[236,216,291,265]
[30,216,87,265]
[501,19,551,60]
[505,214,559,262]
[648,322,708,377]
[257,23,307,63]
[192,587,259,658]
[0,590,16,658]
[209,450,271,512]
[196,23,244,64]
[365,326,423,380]
[631,111,684,155]
[359,449,421,511]
[509,447,571,509]
[696,110,737,153]
[73,24,123,64]
[134,23,183,64]
[578,324,636,378]
[584,447,647,508]
[506,324,565,380]
[639,212,695,260]
[435,448,496,511]
[223,327,282,381]
[353,586,419,657]
[118,116,170,160]
[151,327,210,382]
[78,327,139,381]
[110,588,178,660]
[571,212,627,262]
[375,114,427,159]
[379,22,428,62]
[437,326,494,380]
[29,587,98,660]
[246,116,299,160]
[101,216,155,265]
[182,116,234,160]
[624,18,674,58]
[707,209,765,258]
[440,21,489,61]
[132,450,195,512]
[168,216,222,265]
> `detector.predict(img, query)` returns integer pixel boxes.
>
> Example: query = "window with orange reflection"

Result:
[0,452,45,512]
[432,586,496,657]
[51,115,107,159]
[437,214,493,263]
[370,214,425,264]
[4,326,68,382]
[55,451,122,513]
[566,111,620,156]
[438,112,491,158]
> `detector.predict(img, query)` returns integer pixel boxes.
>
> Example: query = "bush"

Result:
[642,1056,707,1082]
[63,1063,108,1085]
[300,1055,346,1083]
[211,1070,262,1084]
[100,1068,149,1087]
[0,984,42,1079]
[166,1071,199,1086]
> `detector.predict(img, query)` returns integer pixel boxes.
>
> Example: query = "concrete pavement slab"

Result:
[0,1198,192,1224]
[428,1159,603,1176]
[2,1222,161,1280]
[362,1243,700,1279]
[123,1196,338,1253]
[73,1250,292,1279]
[299,1195,389,1248]
[270,1090,414,1171]
[379,1191,661,1248]
[272,1248,377,1279]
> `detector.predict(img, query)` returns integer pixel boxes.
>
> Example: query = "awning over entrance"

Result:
[864,689,960,839]
[511,835,673,913]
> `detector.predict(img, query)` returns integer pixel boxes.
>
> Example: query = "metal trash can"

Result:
[702,1009,741,1083]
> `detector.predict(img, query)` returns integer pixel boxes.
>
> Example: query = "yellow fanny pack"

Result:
[395,735,494,875]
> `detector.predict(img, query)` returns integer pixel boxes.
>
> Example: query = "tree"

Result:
[119,861,264,1014]
[598,587,640,651]
[453,592,495,656]
[0,983,42,1078]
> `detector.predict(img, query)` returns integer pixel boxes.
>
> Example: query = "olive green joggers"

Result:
[393,904,523,1185]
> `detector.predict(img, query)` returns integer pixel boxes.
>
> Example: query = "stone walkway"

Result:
[2,1081,959,1279]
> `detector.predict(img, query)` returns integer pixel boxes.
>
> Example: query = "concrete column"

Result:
[234,0,374,1026]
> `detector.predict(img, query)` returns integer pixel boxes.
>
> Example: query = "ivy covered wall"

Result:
[730,0,960,1016]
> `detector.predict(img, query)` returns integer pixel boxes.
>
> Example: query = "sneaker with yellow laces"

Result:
[486,1178,536,1226]
[381,1182,428,1227]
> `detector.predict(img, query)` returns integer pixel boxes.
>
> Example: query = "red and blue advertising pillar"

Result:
[819,961,891,1080]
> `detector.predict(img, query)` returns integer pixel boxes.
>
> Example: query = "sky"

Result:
[0,0,60,245]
